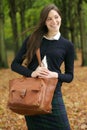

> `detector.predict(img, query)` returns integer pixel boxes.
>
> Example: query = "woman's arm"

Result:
[58,43,74,83]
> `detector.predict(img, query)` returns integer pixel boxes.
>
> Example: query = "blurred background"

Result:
[0,0,87,67]
[0,0,87,130]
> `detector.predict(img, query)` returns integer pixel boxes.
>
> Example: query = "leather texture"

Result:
[8,77,58,115]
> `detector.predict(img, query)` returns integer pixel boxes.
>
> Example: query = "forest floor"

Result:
[0,51,87,130]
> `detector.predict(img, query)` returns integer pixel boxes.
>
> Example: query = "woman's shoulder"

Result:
[60,36,74,48]
[61,36,73,44]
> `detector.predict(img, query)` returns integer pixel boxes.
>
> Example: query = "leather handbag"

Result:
[7,49,58,115]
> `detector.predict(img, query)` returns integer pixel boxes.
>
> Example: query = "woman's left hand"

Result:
[38,69,58,79]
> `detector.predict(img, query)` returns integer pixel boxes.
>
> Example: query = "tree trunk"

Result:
[69,1,78,59]
[8,0,19,55]
[19,1,26,44]
[0,0,8,68]
[61,0,69,39]
[78,1,87,66]
[80,10,87,66]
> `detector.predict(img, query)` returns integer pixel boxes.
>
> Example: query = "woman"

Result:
[11,4,74,130]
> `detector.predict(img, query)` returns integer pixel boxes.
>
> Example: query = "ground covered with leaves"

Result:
[0,52,87,130]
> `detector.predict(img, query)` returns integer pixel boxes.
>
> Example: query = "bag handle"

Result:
[36,49,42,67]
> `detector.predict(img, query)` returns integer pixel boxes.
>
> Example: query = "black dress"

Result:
[11,36,74,130]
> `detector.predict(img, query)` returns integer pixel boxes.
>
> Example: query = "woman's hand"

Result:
[31,66,58,78]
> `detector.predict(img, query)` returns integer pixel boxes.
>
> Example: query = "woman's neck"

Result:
[46,31,59,38]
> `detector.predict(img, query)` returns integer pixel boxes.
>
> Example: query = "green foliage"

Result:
[3,0,9,17]
[3,0,87,51]
[32,0,54,7]
[4,14,13,50]
[25,0,53,28]
[83,1,87,32]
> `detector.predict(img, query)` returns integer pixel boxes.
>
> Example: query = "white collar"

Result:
[43,32,61,40]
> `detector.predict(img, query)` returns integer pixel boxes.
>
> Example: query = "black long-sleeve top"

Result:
[11,36,74,88]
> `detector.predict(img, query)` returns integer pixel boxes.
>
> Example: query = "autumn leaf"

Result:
[0,51,87,130]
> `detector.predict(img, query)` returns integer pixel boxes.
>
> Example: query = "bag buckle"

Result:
[20,89,27,98]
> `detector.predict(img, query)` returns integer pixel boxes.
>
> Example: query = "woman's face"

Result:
[45,9,61,33]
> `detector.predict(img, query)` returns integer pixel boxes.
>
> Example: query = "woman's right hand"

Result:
[31,66,49,78]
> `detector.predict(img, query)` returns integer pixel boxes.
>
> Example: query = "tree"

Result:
[16,0,35,44]
[78,0,87,66]
[68,0,79,59]
[7,0,19,55]
[0,0,8,68]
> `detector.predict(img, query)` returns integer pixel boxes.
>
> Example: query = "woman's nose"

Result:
[52,18,56,24]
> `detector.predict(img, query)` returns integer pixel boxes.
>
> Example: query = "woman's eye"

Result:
[55,16,58,19]
[47,16,59,21]
[47,18,51,21]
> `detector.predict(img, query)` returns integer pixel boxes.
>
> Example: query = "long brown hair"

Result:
[26,4,61,65]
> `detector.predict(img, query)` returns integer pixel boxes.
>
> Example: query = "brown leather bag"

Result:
[7,49,58,115]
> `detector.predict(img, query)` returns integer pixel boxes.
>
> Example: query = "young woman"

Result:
[11,4,74,130]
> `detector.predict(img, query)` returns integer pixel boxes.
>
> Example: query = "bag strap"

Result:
[36,48,42,67]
